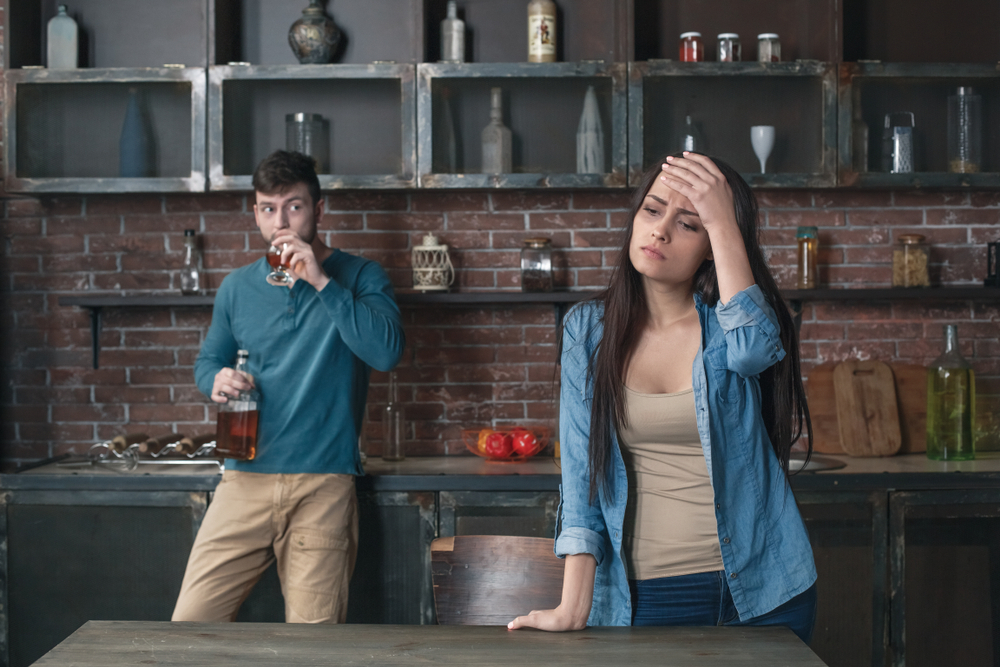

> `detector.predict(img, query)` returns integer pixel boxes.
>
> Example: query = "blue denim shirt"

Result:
[554,285,817,626]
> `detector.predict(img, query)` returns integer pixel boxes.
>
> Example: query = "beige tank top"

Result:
[618,386,724,581]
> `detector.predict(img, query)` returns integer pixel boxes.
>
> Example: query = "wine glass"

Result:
[266,243,291,286]
[751,125,775,174]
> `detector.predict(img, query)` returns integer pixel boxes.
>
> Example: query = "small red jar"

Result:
[679,32,704,62]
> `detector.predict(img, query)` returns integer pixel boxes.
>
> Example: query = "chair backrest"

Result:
[430,535,565,625]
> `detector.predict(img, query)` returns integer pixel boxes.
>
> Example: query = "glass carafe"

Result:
[926,325,976,461]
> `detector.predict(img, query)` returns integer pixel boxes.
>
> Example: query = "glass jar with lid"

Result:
[892,234,930,287]
[757,33,781,62]
[717,33,741,62]
[679,32,704,62]
[521,237,553,292]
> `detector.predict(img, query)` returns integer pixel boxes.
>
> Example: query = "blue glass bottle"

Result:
[120,87,154,177]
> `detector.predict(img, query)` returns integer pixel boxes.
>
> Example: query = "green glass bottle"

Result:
[926,325,976,460]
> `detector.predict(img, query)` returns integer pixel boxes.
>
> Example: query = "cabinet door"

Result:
[2,490,208,667]
[439,490,559,538]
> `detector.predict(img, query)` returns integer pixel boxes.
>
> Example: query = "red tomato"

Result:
[511,430,538,456]
[484,432,513,458]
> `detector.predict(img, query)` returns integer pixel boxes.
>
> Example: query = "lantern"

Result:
[412,234,455,291]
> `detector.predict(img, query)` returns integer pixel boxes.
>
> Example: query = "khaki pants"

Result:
[172,470,359,624]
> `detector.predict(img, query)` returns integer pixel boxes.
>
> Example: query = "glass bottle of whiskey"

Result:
[215,350,260,461]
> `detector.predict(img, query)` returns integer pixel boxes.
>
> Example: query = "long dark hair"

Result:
[585,153,812,501]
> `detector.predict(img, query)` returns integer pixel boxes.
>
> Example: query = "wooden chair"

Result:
[430,535,565,625]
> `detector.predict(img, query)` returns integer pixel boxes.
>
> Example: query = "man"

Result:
[172,150,405,624]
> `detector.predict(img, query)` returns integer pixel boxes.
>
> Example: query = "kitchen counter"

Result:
[4,452,1000,493]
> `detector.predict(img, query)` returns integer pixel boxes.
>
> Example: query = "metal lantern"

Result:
[412,234,455,291]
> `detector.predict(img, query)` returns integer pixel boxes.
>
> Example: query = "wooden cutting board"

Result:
[832,360,902,457]
[807,362,926,455]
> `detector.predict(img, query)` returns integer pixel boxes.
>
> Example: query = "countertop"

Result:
[3,452,1000,493]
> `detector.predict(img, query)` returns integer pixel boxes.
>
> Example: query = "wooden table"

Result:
[35,621,827,666]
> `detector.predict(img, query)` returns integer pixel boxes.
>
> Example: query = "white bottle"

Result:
[576,86,604,174]
[47,5,78,69]
[481,87,512,174]
[440,1,465,63]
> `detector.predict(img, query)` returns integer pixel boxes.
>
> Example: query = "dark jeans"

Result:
[629,570,817,644]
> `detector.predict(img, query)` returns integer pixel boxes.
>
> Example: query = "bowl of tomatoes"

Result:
[462,426,550,462]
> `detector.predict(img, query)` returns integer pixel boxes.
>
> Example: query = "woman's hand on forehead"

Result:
[658,152,737,232]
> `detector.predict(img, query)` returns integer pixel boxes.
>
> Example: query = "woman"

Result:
[508,152,816,640]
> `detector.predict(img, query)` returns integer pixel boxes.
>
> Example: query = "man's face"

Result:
[253,182,322,245]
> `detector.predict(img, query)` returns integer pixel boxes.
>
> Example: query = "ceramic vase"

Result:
[481,87,512,174]
[289,0,341,64]
[120,88,154,178]
[576,85,604,174]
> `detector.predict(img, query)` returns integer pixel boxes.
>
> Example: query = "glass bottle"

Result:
[441,1,465,62]
[926,325,976,461]
[120,87,154,178]
[679,115,705,153]
[796,226,819,289]
[521,237,554,292]
[527,0,557,63]
[947,86,982,174]
[481,87,512,174]
[576,85,604,174]
[47,4,78,69]
[215,350,260,461]
[180,229,201,295]
[382,371,406,462]
[679,32,704,62]
[892,234,930,288]
[716,33,740,62]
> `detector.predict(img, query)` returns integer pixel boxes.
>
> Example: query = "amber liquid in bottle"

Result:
[215,350,260,461]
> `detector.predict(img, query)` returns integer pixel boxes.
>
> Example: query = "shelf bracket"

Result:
[89,306,103,369]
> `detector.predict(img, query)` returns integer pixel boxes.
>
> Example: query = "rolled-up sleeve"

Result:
[716,284,786,378]
[553,306,609,565]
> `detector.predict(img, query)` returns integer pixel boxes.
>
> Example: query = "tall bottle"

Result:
[120,87,155,178]
[440,1,465,63]
[576,85,604,174]
[926,325,976,461]
[47,5,78,69]
[382,371,406,462]
[215,350,260,461]
[527,0,557,63]
[481,87,512,174]
[180,229,201,295]
[679,115,704,153]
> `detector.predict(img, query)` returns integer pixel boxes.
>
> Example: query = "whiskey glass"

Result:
[266,243,291,286]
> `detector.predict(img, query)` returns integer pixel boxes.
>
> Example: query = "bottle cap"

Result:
[796,226,818,238]
[523,237,552,247]
[184,229,195,236]
[717,33,739,39]
[898,234,926,244]
[237,349,249,357]
[758,33,780,39]
[679,32,702,38]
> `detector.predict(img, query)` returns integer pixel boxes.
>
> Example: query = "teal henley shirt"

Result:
[195,251,405,474]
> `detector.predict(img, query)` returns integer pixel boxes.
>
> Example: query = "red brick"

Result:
[897,338,973,360]
[971,227,1000,244]
[92,273,171,291]
[325,192,407,211]
[814,341,897,363]
[813,302,893,321]
[165,193,244,213]
[319,214,364,231]
[761,229,797,246]
[204,212,257,232]
[6,198,46,217]
[51,404,126,422]
[203,251,261,269]
[824,228,892,246]
[798,323,845,340]
[526,403,558,420]
[415,347,493,364]
[88,235,165,254]
[494,383,554,401]
[39,196,86,216]
[86,195,164,215]
[492,192,571,211]
[924,321,999,339]
[825,265,892,286]
[50,368,127,386]
[447,212,525,231]
[368,213,443,231]
[495,345,558,363]
[572,230,621,247]
[19,423,94,442]
[767,210,845,228]
[529,211,608,230]
[6,256,41,272]
[178,349,201,365]
[97,350,176,367]
[102,310,173,328]
[328,232,409,249]
[43,254,119,273]
[496,307,555,326]
[925,209,1000,226]
[47,214,121,235]
[424,230,490,250]
[9,234,85,254]
[129,368,197,385]
[843,246,891,263]
[756,191,814,209]
[453,250,519,268]
[970,193,1000,208]
[441,326,522,345]
[891,302,974,320]
[13,273,90,291]
[893,191,969,207]
[576,268,613,286]
[847,210,922,227]
[94,386,171,404]
[1,217,43,235]
[411,192,488,212]
[814,191,892,208]
[846,322,923,339]
[129,405,207,422]
[416,384,492,404]
[124,213,201,233]
[571,191,632,210]
[447,365,527,383]
[123,330,202,348]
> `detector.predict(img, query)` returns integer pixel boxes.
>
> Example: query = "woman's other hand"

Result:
[508,606,587,632]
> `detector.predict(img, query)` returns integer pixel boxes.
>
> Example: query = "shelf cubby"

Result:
[417,61,628,189]
[838,63,1000,189]
[3,67,207,193]
[628,60,838,188]
[207,63,417,190]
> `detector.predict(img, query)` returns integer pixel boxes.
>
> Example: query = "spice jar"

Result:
[796,226,819,289]
[717,33,741,62]
[521,237,554,292]
[892,234,930,287]
[757,33,781,62]
[679,32,704,62]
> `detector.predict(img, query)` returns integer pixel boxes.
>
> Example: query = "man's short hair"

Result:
[252,150,322,207]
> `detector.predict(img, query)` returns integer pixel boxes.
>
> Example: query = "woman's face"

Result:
[628,177,714,287]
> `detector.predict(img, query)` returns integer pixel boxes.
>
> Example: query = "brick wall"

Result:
[2,188,999,464]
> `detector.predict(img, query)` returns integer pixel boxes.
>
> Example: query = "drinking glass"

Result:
[266,243,291,286]
[751,125,775,174]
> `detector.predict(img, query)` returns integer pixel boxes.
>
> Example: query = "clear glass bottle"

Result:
[481,87,512,173]
[521,237,554,292]
[892,234,930,288]
[440,1,465,63]
[947,86,982,174]
[679,32,704,62]
[796,226,819,289]
[757,33,781,62]
[679,115,705,153]
[215,350,260,461]
[382,371,406,462]
[926,325,976,461]
[527,0,557,63]
[180,229,201,295]
[716,33,740,62]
